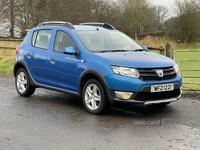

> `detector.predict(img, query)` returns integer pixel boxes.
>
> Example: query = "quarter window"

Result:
[32,31,38,46]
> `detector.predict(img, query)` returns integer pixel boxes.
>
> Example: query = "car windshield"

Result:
[76,31,143,53]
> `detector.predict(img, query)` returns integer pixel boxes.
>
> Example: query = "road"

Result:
[0,77,200,150]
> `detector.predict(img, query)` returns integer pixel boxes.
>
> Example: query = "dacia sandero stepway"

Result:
[14,21,182,114]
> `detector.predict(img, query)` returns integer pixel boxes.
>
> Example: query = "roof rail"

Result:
[79,22,115,30]
[37,21,75,29]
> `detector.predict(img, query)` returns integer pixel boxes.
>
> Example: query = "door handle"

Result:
[49,57,55,64]
[26,52,31,59]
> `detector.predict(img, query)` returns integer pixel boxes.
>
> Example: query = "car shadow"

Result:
[31,89,176,118]
[107,102,176,118]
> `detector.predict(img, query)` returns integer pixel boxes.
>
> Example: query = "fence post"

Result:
[159,46,165,55]
[166,43,174,59]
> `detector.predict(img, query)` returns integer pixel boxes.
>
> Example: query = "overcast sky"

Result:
[151,0,175,8]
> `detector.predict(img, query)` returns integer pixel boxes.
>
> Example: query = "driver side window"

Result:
[54,31,76,53]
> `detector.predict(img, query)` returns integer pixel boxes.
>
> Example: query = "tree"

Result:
[0,0,17,38]
[91,0,117,22]
[155,5,170,30]
[116,0,155,37]
[173,0,200,43]
[3,0,195,39]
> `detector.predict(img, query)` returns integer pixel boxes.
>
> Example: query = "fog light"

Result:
[122,94,131,100]
[115,91,133,100]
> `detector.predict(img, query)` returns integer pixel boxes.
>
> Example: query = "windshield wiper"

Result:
[99,49,145,53]
[99,50,128,53]
[132,49,145,52]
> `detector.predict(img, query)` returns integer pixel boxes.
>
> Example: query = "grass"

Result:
[1,38,200,93]
[138,36,200,50]
[0,41,20,76]
[174,50,200,93]
[175,43,200,50]
[0,49,16,76]
[137,36,173,48]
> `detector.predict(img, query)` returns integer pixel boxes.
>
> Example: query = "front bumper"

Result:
[105,71,182,104]
[108,83,182,105]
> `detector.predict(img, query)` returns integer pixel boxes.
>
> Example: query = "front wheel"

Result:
[15,68,35,97]
[82,79,108,115]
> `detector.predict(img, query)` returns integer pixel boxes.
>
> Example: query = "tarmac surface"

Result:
[0,77,200,150]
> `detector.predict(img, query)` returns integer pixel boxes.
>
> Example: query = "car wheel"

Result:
[15,68,35,97]
[82,79,107,115]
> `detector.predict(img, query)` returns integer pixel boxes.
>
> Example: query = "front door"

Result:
[47,31,82,93]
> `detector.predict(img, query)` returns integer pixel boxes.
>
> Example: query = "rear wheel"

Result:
[15,68,35,97]
[82,79,108,115]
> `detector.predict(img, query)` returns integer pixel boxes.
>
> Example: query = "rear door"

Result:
[26,29,52,85]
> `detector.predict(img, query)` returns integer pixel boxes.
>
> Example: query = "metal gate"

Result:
[174,50,200,92]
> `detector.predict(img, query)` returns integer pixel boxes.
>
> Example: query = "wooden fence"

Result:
[0,39,22,50]
[148,42,174,59]
[0,46,16,50]
[0,39,23,42]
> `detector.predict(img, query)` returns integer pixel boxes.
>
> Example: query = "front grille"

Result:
[138,67,176,81]
[135,89,180,101]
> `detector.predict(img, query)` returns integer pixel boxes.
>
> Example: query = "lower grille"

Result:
[135,89,180,101]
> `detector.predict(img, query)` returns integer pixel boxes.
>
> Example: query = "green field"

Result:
[0,41,19,76]
[174,50,200,92]
[0,40,200,93]
[0,49,16,76]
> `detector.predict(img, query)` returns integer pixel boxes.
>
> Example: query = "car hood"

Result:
[96,51,175,68]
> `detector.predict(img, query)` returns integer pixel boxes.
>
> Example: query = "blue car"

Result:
[14,21,182,114]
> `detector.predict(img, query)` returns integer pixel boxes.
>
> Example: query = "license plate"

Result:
[151,84,174,93]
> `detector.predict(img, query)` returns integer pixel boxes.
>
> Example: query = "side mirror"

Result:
[64,46,76,54]
[142,46,149,51]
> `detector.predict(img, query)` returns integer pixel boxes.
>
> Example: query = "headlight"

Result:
[173,64,180,74]
[110,66,140,78]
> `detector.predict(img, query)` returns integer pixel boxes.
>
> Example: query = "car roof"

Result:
[74,25,113,31]
[35,21,115,31]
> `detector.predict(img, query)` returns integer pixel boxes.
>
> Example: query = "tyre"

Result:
[82,79,108,115]
[15,68,35,97]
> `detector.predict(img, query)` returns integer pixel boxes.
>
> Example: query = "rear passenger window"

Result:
[32,30,52,49]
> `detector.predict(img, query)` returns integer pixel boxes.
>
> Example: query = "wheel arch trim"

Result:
[14,61,36,86]
[78,69,113,103]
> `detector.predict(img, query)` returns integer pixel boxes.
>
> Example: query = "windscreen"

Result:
[76,31,142,52]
